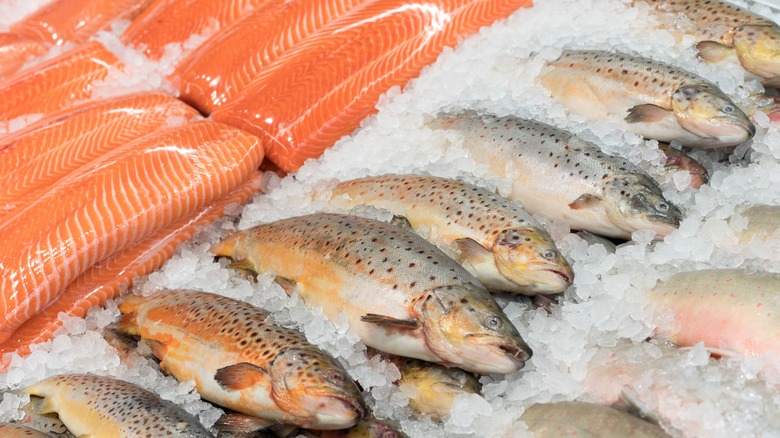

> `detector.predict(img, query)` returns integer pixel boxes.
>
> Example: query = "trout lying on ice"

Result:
[539,50,755,148]
[330,175,573,295]
[211,212,532,375]
[638,0,780,88]
[117,289,366,431]
[428,114,683,239]
[519,401,670,438]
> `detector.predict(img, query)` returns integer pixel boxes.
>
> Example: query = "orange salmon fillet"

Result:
[0,172,263,365]
[0,41,122,122]
[0,33,47,80]
[213,0,533,172]
[120,0,273,61]
[0,120,264,343]
[172,0,369,114]
[0,92,200,216]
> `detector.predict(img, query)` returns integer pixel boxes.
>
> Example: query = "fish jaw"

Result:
[420,284,531,374]
[602,174,682,238]
[491,227,573,295]
[269,348,366,429]
[733,25,780,84]
[671,84,755,148]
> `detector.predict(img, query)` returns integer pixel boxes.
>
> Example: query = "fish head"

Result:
[420,284,532,374]
[269,348,366,429]
[733,25,780,82]
[492,227,574,294]
[401,359,481,419]
[602,173,682,237]
[670,84,755,148]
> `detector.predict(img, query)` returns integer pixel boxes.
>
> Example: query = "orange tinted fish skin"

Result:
[173,0,369,114]
[0,41,121,122]
[212,0,534,172]
[117,289,367,430]
[0,92,200,216]
[211,213,532,375]
[120,0,272,61]
[0,173,262,366]
[0,121,264,344]
[24,374,214,437]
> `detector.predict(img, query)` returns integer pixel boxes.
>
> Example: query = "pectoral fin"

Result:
[361,314,420,329]
[35,396,58,415]
[141,338,167,361]
[215,363,268,391]
[215,412,274,433]
[625,104,671,124]
[696,41,736,63]
[227,258,256,274]
[568,194,602,210]
[455,238,493,264]
[274,276,297,297]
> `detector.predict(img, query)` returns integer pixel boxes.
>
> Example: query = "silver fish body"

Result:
[429,114,682,239]
[330,175,573,295]
[539,50,755,148]
[211,213,532,375]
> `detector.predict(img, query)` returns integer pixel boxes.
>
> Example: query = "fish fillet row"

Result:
[0,172,263,366]
[120,0,274,61]
[0,41,122,122]
[213,0,533,172]
[173,0,369,114]
[0,0,153,80]
[0,92,200,216]
[0,120,264,343]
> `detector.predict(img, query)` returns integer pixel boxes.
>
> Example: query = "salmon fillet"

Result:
[0,41,122,122]
[172,0,369,114]
[0,120,264,343]
[0,92,200,216]
[0,33,46,80]
[0,172,262,365]
[120,0,273,61]
[212,0,533,172]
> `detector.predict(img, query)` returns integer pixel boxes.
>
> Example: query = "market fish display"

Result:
[0,41,121,122]
[0,424,53,437]
[211,213,532,374]
[388,354,481,420]
[212,0,533,172]
[0,121,264,344]
[649,269,780,358]
[0,173,262,364]
[638,0,780,87]
[117,289,366,430]
[0,92,200,216]
[519,401,670,438]
[173,0,368,114]
[330,175,573,295]
[539,50,755,148]
[24,374,213,437]
[428,114,682,239]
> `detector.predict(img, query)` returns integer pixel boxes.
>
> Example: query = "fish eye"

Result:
[721,105,735,114]
[656,202,670,211]
[541,250,556,260]
[485,317,502,329]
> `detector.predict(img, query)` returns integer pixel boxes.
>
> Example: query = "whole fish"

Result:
[518,401,670,438]
[539,50,755,148]
[0,424,54,437]
[649,269,780,358]
[428,114,683,239]
[638,0,780,87]
[117,289,366,430]
[330,175,573,295]
[388,354,481,421]
[211,213,532,375]
[24,374,214,437]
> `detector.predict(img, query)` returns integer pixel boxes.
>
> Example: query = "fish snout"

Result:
[309,391,367,429]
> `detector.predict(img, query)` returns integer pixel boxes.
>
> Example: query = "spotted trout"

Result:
[24,374,213,437]
[211,213,532,375]
[539,50,755,148]
[428,114,683,239]
[638,0,780,88]
[117,289,366,431]
[330,175,573,295]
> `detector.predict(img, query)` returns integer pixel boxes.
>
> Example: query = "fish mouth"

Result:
[328,392,368,423]
[498,343,532,367]
[544,268,573,285]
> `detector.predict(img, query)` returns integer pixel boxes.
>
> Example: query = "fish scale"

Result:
[330,175,573,295]
[24,374,213,437]
[211,212,532,375]
[118,289,366,430]
[429,114,682,239]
